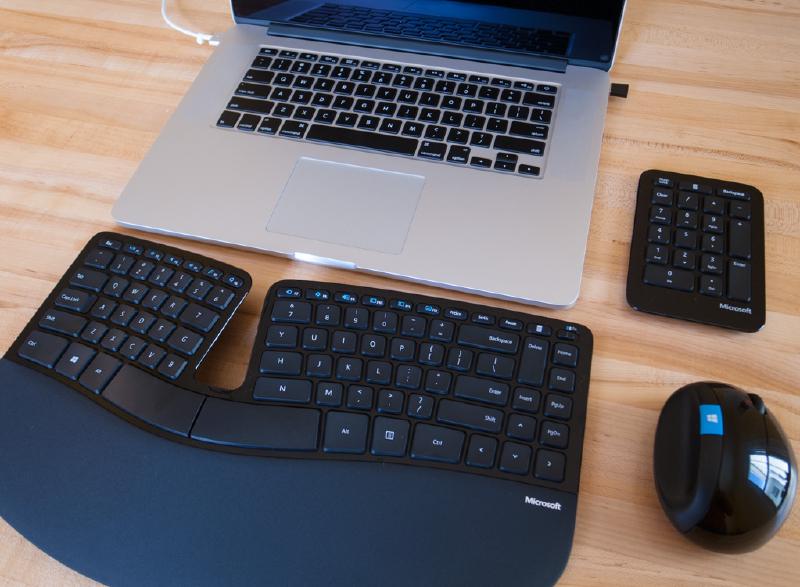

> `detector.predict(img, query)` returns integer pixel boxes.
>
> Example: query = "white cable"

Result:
[161,0,220,46]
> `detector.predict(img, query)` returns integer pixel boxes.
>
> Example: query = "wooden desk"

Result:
[1,1,798,584]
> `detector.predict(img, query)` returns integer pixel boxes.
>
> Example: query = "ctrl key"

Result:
[17,331,68,368]
[78,353,122,394]
[410,423,464,464]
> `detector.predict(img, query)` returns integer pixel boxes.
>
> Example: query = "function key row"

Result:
[93,238,244,288]
[272,288,581,338]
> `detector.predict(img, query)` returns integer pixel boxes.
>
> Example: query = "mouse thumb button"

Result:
[748,393,766,415]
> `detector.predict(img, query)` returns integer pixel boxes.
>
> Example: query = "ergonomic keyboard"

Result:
[217,46,559,178]
[626,170,765,332]
[289,3,572,57]
[0,232,593,586]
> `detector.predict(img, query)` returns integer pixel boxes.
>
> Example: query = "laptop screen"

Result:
[232,1,626,67]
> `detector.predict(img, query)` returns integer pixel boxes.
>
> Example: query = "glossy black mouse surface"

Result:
[654,381,796,553]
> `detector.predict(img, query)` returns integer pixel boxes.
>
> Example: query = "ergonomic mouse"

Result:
[654,381,796,553]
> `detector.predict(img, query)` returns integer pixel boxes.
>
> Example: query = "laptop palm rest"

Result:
[266,157,425,255]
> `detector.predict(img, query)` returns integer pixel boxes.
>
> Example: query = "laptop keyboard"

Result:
[217,47,560,178]
[11,233,592,493]
[289,3,572,57]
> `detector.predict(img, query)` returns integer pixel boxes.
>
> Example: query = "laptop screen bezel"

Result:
[230,1,626,69]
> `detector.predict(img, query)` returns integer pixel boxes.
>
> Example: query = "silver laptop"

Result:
[113,1,626,308]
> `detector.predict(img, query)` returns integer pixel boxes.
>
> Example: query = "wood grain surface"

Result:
[1,1,799,585]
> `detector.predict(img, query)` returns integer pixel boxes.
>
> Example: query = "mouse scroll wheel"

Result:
[747,393,766,415]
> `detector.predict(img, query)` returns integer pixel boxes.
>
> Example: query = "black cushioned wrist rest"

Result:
[0,358,576,586]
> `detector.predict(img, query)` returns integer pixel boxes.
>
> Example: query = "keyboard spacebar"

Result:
[191,397,320,451]
[306,125,418,156]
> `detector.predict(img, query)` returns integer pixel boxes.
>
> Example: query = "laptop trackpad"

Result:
[266,157,425,255]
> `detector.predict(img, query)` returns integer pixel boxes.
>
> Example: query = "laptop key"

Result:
[418,141,446,160]
[356,116,379,130]
[479,86,499,100]
[314,109,336,124]
[306,125,418,155]
[354,99,375,113]
[469,132,491,148]
[257,117,281,134]
[290,90,312,104]
[251,56,272,68]
[519,164,540,176]
[274,104,294,118]
[530,108,552,124]
[376,102,397,116]
[510,121,548,139]
[376,87,397,100]
[243,69,274,84]
[447,146,470,164]
[379,118,401,134]
[236,83,270,99]
[500,89,522,103]
[294,106,315,121]
[470,157,491,168]
[237,114,261,131]
[487,118,508,133]
[508,105,529,120]
[314,78,334,91]
[227,97,273,115]
[419,108,440,123]
[494,135,545,156]
[523,92,555,108]
[447,128,469,144]
[424,125,446,140]
[402,121,423,137]
[335,112,358,127]
[216,110,240,128]
[463,115,485,130]
[332,96,353,110]
[291,61,311,74]
[271,87,292,101]
[442,96,462,110]
[355,83,376,97]
[398,90,418,103]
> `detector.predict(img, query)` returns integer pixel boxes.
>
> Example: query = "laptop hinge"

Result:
[266,24,568,74]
